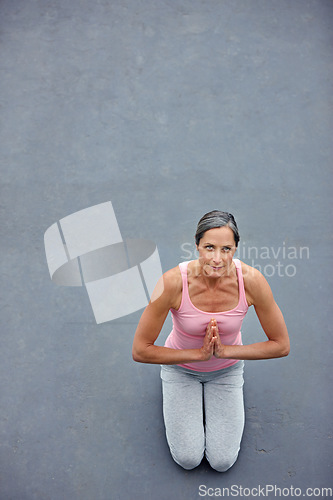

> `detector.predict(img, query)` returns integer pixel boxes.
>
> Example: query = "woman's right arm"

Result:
[132,268,215,365]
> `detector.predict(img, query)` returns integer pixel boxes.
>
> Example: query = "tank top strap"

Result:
[178,261,190,289]
[177,261,191,311]
[233,258,248,309]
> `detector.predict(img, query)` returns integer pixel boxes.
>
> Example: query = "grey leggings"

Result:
[160,360,245,472]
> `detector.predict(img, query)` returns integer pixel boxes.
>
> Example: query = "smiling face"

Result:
[196,226,237,277]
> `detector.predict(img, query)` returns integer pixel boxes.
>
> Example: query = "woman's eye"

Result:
[223,247,231,252]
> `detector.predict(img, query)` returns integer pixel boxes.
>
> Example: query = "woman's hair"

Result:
[195,210,240,247]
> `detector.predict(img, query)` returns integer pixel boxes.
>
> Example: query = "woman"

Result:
[132,210,290,472]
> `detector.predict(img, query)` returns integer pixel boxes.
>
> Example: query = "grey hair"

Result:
[195,210,240,247]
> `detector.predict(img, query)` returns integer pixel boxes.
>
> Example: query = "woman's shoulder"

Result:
[163,264,183,289]
[149,264,183,308]
[239,260,271,307]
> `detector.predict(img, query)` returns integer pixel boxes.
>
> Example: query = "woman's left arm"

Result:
[215,268,290,360]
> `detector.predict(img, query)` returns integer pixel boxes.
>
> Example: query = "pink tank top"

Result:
[164,259,248,371]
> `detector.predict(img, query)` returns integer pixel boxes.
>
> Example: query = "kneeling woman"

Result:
[132,211,290,472]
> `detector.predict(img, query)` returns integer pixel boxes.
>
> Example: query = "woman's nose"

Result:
[213,251,222,263]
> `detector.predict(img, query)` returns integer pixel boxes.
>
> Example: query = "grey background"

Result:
[1,0,332,499]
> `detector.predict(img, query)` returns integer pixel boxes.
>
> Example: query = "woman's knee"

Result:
[206,450,239,472]
[171,448,204,470]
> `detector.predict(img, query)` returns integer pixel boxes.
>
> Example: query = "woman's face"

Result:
[196,226,237,277]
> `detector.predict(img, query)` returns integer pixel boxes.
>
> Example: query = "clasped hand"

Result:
[200,318,225,360]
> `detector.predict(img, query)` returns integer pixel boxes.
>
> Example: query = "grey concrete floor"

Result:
[1,0,332,499]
